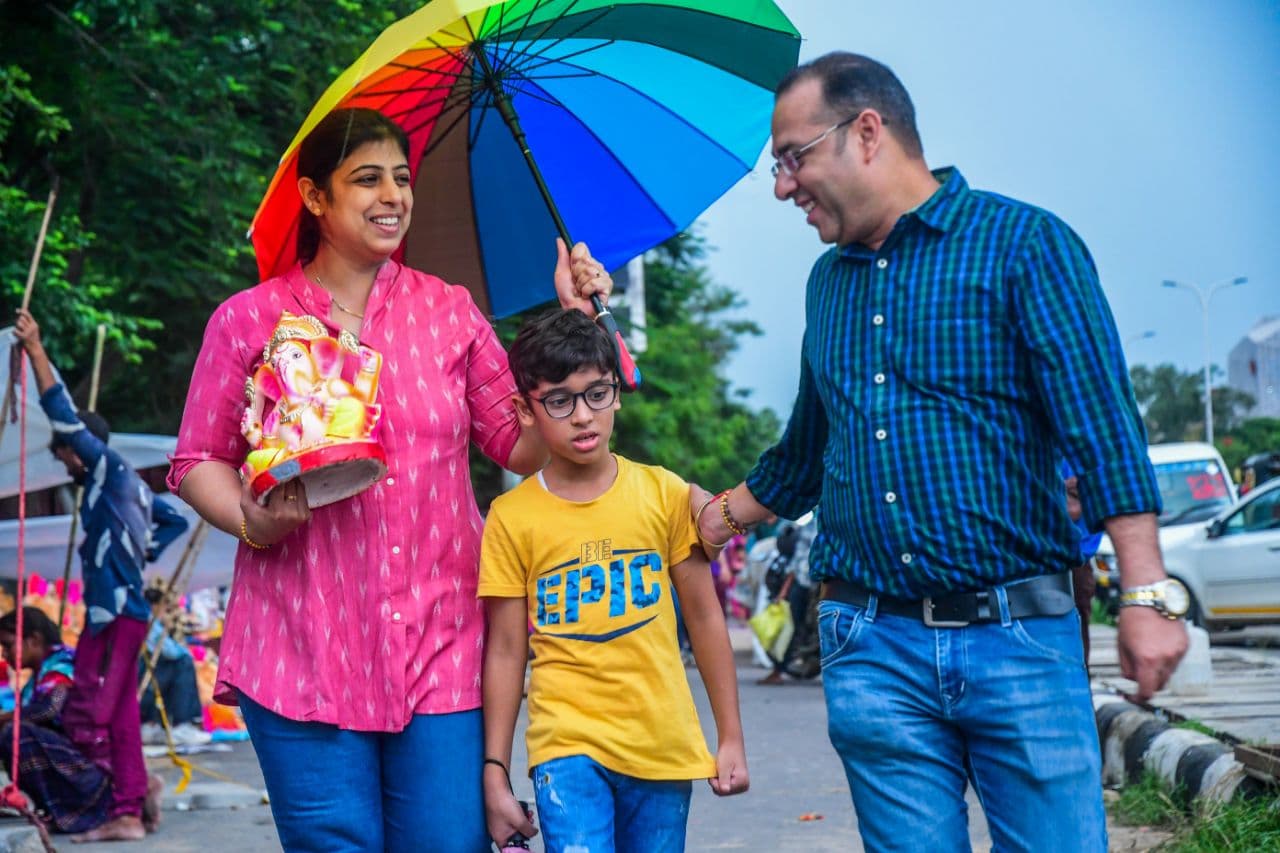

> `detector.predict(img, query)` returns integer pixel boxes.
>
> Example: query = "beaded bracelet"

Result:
[694,493,732,551]
[239,518,270,551]
[718,490,747,537]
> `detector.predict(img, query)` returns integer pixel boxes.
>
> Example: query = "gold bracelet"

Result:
[240,518,270,551]
[718,490,746,537]
[695,494,731,551]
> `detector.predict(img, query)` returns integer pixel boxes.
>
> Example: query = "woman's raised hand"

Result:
[553,238,612,314]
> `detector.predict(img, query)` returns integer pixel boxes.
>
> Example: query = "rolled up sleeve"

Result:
[1012,216,1161,530]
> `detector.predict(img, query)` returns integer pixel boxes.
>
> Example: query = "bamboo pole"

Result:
[137,519,209,701]
[1,178,59,445]
[56,323,107,628]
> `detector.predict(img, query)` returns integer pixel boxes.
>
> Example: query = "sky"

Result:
[694,0,1280,418]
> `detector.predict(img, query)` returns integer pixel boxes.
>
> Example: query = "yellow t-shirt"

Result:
[478,455,715,780]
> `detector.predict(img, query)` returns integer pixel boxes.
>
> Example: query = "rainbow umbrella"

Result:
[250,0,800,333]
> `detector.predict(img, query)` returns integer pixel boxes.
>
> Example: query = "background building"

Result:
[1228,316,1280,418]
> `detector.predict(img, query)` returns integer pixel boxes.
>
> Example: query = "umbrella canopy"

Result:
[250,0,800,317]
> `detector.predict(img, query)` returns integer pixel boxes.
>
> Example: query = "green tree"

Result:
[1,1,418,428]
[1218,417,1280,476]
[1129,363,1254,444]
[0,65,159,386]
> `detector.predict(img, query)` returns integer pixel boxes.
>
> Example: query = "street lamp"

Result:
[1161,276,1248,445]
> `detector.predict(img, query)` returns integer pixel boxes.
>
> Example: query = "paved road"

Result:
[57,624,1187,852]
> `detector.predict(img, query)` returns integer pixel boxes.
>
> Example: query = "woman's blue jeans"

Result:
[532,754,692,853]
[238,693,488,853]
[818,594,1106,853]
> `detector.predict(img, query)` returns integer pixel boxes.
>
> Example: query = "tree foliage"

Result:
[1,1,417,426]
[1129,363,1254,444]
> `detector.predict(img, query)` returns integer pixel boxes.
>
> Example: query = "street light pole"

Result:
[1161,276,1248,445]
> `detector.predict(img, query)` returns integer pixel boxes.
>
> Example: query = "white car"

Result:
[1159,477,1280,628]
[1094,442,1236,604]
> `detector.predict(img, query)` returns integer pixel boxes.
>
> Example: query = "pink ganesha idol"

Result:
[240,311,387,508]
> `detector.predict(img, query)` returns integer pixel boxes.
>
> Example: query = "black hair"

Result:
[0,607,62,648]
[49,409,110,453]
[507,309,615,395]
[295,107,411,265]
[776,52,924,159]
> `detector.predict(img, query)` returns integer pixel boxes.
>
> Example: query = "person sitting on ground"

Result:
[479,309,748,851]
[12,309,184,842]
[0,607,162,836]
[137,582,208,747]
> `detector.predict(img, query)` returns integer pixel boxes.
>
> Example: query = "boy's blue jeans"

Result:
[238,693,488,853]
[532,755,692,853]
[818,594,1106,853]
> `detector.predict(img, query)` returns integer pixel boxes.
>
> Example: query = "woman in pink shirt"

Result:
[167,108,610,852]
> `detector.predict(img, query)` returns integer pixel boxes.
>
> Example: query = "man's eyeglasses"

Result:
[770,112,865,179]
[530,382,619,419]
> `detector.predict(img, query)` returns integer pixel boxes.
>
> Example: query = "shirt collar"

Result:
[838,167,969,260]
[911,167,968,233]
[285,259,401,329]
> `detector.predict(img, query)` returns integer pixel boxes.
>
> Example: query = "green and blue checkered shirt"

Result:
[746,169,1160,598]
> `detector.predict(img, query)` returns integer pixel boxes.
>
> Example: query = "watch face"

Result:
[1162,579,1190,617]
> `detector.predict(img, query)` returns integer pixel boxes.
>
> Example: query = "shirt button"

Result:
[885,492,897,504]
[901,553,913,564]
[874,373,886,384]
[876,258,888,270]
[873,314,885,326]
[391,546,401,555]
[386,477,395,486]
[392,612,402,622]
[875,429,887,440]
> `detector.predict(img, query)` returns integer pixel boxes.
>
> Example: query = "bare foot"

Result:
[70,814,147,843]
[757,671,784,686]
[143,774,164,832]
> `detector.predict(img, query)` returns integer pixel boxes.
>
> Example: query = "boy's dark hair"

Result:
[0,606,62,647]
[49,410,110,453]
[507,309,615,394]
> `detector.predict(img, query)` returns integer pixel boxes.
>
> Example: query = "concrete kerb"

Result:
[1094,693,1272,806]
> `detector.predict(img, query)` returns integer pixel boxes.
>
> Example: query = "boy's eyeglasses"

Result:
[530,383,619,419]
[770,112,866,179]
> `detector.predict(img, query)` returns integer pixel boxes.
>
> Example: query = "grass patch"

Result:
[1174,719,1217,738]
[1110,771,1280,851]
[1159,796,1280,852]
[1090,597,1116,627]
[1112,772,1185,828]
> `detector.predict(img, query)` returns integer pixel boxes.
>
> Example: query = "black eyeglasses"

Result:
[529,382,619,419]
[770,111,867,179]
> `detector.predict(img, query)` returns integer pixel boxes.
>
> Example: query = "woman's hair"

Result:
[295,108,411,265]
[507,309,615,394]
[0,607,62,648]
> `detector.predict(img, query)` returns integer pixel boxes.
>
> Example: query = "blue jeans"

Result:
[239,694,488,853]
[818,593,1106,853]
[532,755,692,853]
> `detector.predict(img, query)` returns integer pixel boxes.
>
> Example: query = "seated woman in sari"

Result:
[0,607,136,836]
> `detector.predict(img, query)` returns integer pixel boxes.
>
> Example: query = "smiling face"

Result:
[305,137,413,268]
[771,77,878,247]
[518,367,620,472]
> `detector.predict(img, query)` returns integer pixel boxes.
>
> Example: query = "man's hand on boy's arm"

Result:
[670,552,749,797]
[481,596,537,845]
[13,309,57,393]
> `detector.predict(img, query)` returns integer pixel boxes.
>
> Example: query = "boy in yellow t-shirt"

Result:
[479,309,748,852]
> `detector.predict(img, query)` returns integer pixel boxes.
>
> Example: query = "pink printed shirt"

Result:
[168,261,520,731]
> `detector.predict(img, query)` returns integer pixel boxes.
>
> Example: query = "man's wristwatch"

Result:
[1118,578,1190,620]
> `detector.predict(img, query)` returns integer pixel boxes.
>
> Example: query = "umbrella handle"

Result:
[592,295,641,393]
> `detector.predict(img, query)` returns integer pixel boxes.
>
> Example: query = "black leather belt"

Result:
[820,572,1075,627]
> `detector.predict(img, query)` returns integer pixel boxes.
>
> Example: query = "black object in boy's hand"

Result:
[499,800,534,851]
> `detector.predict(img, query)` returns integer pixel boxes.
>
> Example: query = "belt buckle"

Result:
[922,597,969,628]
